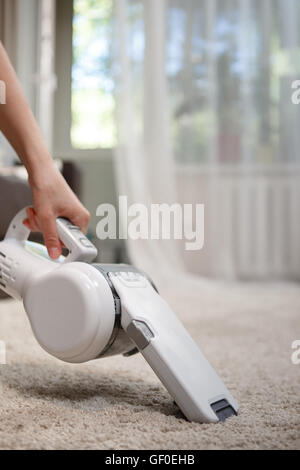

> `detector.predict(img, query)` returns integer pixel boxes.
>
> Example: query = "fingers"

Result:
[22,218,31,230]
[22,205,90,259]
[39,212,61,259]
[69,207,90,234]
[23,207,40,232]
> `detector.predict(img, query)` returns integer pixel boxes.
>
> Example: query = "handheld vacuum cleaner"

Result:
[0,207,238,423]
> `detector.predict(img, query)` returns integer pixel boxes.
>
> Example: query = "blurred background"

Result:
[0,0,300,282]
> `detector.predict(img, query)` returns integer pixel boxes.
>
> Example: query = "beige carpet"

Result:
[0,280,299,450]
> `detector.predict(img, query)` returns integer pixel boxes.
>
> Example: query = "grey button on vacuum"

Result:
[126,320,154,350]
[79,237,93,248]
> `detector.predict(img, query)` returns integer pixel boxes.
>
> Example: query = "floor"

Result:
[0,280,299,450]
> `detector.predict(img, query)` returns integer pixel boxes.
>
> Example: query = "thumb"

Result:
[39,213,61,259]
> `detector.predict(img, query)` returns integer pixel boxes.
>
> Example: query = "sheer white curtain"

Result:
[114,0,184,283]
[114,0,300,283]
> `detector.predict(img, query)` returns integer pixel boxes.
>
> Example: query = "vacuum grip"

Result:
[109,272,239,423]
[56,218,97,263]
[5,206,31,242]
[5,207,97,264]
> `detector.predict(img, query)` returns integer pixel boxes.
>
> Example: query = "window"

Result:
[55,0,300,164]
[72,0,116,149]
[166,0,300,165]
[54,0,116,158]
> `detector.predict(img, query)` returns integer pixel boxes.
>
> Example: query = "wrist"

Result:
[27,156,57,190]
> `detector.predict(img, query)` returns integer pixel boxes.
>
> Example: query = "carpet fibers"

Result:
[0,281,299,450]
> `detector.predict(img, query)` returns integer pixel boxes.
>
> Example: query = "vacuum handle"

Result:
[5,207,97,263]
[5,206,31,242]
[109,271,239,423]
[55,217,97,263]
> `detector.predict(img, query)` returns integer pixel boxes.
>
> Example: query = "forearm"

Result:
[0,42,54,186]
[0,42,89,258]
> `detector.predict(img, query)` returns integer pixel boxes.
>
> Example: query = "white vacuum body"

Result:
[0,207,239,423]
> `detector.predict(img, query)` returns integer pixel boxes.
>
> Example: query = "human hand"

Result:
[23,163,90,259]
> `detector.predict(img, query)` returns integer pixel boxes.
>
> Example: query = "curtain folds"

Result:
[114,0,300,282]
